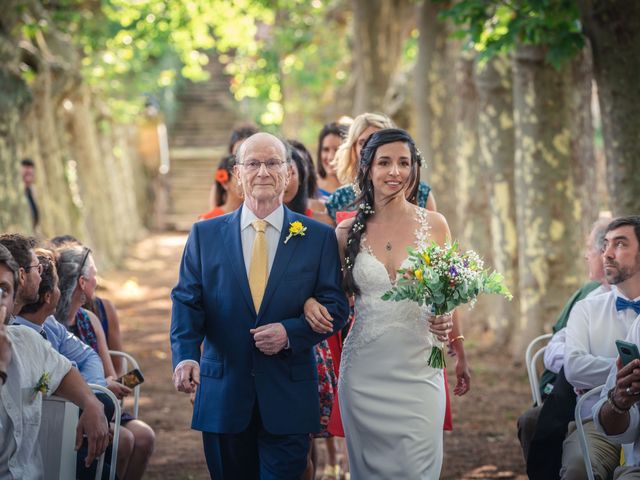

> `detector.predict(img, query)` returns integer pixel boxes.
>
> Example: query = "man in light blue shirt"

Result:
[13,314,107,386]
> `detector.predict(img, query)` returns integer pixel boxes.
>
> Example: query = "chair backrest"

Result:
[88,384,121,480]
[109,350,141,418]
[525,333,553,405]
[575,385,605,480]
[39,396,79,480]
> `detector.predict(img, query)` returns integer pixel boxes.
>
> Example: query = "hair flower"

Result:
[215,169,230,183]
[284,221,307,244]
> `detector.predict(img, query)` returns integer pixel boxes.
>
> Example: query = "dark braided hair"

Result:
[342,128,422,295]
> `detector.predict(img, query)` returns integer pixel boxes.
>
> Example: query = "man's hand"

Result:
[75,398,109,467]
[0,320,12,374]
[613,358,640,410]
[173,362,200,394]
[428,312,453,342]
[250,324,288,355]
[304,297,333,334]
[105,377,132,400]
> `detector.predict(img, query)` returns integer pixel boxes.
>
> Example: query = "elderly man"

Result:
[561,216,640,479]
[171,133,350,479]
[0,244,109,479]
[591,216,640,479]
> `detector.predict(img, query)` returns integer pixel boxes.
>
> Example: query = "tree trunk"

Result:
[414,0,459,229]
[511,45,593,357]
[453,52,496,338]
[351,0,413,114]
[474,54,519,346]
[577,0,640,215]
[0,1,34,233]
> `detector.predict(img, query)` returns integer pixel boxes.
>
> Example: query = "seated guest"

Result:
[591,216,640,479]
[560,216,640,479]
[55,245,155,480]
[0,233,41,318]
[518,217,611,467]
[0,244,109,478]
[14,248,136,479]
[50,235,126,373]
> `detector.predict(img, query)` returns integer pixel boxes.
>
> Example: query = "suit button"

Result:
[250,370,255,376]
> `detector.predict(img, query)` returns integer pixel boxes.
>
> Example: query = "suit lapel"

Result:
[223,206,256,315]
[258,207,301,317]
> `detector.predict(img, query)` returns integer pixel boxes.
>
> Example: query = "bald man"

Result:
[171,133,349,479]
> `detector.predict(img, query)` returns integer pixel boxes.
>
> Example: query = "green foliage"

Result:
[438,0,584,69]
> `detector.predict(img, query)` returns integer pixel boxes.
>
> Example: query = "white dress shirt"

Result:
[593,314,640,466]
[565,287,640,418]
[0,326,72,479]
[543,284,609,374]
[240,204,284,277]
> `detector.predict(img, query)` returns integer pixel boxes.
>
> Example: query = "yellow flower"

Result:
[289,221,304,235]
[284,221,307,244]
[422,253,431,265]
[414,269,423,281]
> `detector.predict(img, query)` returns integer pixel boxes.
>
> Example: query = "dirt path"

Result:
[102,233,530,479]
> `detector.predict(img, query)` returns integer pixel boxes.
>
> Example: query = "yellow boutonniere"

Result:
[284,221,307,244]
[34,372,50,395]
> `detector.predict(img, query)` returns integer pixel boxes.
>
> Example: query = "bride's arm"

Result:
[304,219,354,333]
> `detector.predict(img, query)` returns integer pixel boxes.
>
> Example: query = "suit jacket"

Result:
[170,205,349,435]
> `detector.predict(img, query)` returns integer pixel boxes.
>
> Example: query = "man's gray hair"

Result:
[592,215,613,252]
[236,132,291,164]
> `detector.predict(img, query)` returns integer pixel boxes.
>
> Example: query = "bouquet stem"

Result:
[428,344,446,369]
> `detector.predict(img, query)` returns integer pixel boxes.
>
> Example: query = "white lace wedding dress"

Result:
[338,209,446,479]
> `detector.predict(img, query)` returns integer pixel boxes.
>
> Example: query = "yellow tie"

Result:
[249,219,268,312]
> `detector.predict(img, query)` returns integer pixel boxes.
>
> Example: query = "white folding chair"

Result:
[89,384,121,480]
[109,350,141,418]
[525,333,553,405]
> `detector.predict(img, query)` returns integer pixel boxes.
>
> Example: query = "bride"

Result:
[306,128,463,478]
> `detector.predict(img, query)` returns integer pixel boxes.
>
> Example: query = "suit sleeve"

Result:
[170,224,207,369]
[281,227,349,354]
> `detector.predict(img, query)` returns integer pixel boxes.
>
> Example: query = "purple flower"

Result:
[463,259,469,268]
[449,266,458,276]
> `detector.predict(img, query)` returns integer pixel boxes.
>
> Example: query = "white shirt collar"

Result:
[611,285,640,302]
[241,204,284,233]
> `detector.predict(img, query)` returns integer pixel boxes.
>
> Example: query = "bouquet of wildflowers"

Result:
[382,241,512,368]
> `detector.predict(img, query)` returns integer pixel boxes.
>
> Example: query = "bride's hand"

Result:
[304,297,334,334]
[428,312,453,342]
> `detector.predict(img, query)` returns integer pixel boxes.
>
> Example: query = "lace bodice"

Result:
[340,207,435,374]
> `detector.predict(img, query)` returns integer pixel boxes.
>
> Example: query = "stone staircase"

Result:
[165,53,240,231]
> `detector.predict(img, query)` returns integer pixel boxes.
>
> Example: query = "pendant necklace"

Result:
[385,241,392,251]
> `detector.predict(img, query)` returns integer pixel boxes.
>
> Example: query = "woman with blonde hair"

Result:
[325,113,437,222]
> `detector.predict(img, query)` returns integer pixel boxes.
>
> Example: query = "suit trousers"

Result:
[202,402,310,480]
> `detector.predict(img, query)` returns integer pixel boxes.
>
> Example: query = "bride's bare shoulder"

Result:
[419,208,451,241]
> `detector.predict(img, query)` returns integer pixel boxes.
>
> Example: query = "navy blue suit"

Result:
[170,205,348,478]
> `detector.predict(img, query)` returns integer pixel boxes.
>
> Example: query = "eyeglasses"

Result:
[237,160,286,172]
[24,263,43,275]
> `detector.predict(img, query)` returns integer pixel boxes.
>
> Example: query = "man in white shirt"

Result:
[561,216,640,479]
[518,217,610,467]
[592,216,640,479]
[0,244,109,479]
